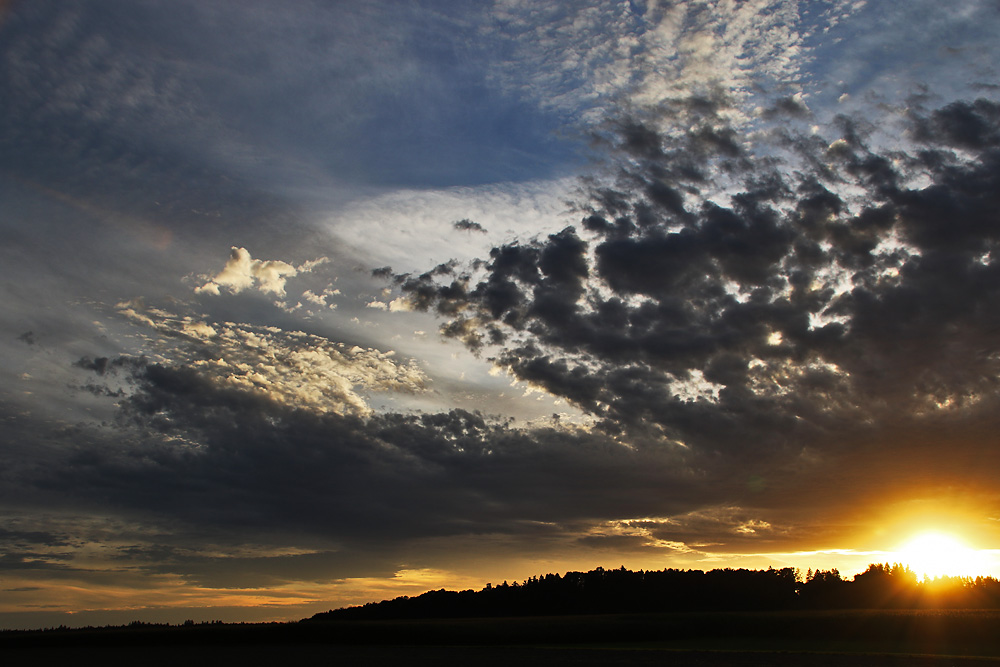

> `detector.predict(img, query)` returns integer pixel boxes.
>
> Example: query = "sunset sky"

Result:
[3,0,1000,629]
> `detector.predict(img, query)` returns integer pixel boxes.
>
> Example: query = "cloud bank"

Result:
[387,93,1000,518]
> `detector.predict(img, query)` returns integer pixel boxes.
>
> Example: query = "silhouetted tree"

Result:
[799,568,850,608]
[306,564,1000,622]
[849,563,919,608]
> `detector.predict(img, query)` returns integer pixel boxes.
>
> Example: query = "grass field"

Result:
[5,610,1000,665]
[5,644,1000,667]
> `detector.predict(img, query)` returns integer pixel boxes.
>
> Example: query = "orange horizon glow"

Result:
[886,530,994,580]
[6,507,1000,631]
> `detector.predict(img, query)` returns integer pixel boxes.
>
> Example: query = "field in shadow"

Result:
[6,610,1000,665]
[6,643,1000,667]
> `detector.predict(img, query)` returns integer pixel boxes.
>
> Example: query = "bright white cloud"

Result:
[328,179,577,272]
[195,247,328,297]
[117,303,427,416]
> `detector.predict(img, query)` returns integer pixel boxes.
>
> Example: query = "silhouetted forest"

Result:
[309,564,1000,621]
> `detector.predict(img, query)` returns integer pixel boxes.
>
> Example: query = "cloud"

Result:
[759,93,811,120]
[583,508,783,552]
[195,247,327,297]
[113,302,427,416]
[73,355,134,377]
[384,94,1000,523]
[327,179,577,274]
[301,289,334,308]
[51,357,714,556]
[488,0,859,130]
[38,341,951,571]
[453,218,487,233]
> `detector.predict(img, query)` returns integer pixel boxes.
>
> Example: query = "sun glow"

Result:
[894,531,990,579]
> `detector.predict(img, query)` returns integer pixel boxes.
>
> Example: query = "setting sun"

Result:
[894,531,990,579]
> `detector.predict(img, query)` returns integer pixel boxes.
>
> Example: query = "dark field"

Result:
[5,644,1000,667]
[6,610,1000,665]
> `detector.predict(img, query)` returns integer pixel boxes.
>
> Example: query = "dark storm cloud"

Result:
[55,356,709,552]
[453,218,487,233]
[912,98,1000,150]
[0,527,70,549]
[53,340,1000,572]
[73,355,142,376]
[759,94,811,120]
[387,95,1000,508]
[0,552,73,571]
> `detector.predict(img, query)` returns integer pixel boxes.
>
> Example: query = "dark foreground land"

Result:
[6,610,1000,666]
[5,644,1000,667]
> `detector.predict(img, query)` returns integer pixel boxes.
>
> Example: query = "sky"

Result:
[2,0,1000,629]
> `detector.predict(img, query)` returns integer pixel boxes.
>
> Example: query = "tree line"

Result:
[308,564,1000,620]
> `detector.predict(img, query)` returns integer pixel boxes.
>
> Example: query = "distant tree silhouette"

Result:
[850,563,919,608]
[799,568,850,608]
[306,563,1000,622]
